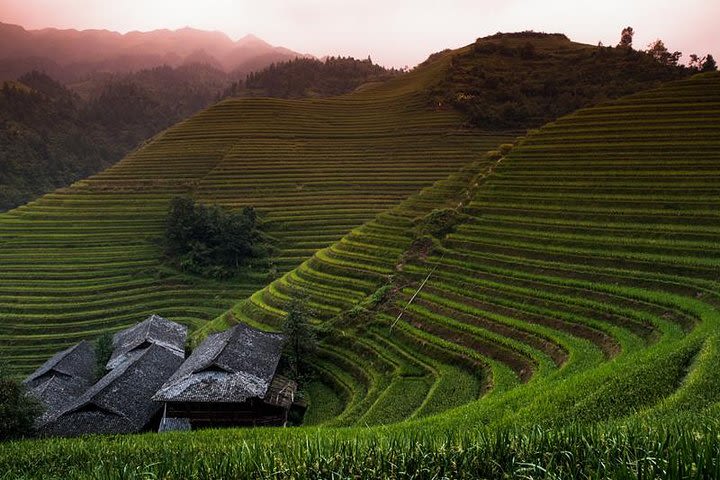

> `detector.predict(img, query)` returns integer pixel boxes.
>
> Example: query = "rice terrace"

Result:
[0,1,719,478]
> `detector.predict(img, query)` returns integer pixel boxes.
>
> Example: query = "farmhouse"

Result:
[27,314,188,437]
[153,323,297,429]
[40,343,185,437]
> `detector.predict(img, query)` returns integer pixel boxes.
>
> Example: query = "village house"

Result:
[25,315,300,436]
[153,323,298,430]
[26,314,188,437]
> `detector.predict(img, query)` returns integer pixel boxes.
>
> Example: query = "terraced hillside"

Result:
[3,71,718,480]
[0,53,515,373]
[208,72,720,427]
[0,32,691,377]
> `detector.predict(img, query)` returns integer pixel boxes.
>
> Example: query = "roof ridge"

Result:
[201,326,237,369]
[25,341,85,383]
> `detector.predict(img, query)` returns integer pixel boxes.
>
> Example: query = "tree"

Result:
[0,363,43,440]
[702,54,717,72]
[646,40,682,67]
[688,54,717,72]
[618,26,634,48]
[94,333,113,380]
[689,54,704,71]
[282,300,317,380]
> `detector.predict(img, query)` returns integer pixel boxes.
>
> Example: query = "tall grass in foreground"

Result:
[2,422,720,479]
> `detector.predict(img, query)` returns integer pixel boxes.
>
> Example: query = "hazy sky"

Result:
[1,0,718,67]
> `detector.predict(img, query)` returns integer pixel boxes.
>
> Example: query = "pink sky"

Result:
[1,0,717,67]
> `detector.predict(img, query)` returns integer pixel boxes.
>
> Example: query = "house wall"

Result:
[165,399,288,428]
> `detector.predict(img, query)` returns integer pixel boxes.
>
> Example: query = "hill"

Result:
[0,22,307,82]
[1,70,719,479]
[428,31,690,129]
[213,70,720,430]
[0,47,515,373]
[0,32,699,376]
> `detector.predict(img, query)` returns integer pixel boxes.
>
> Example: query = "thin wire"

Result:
[390,252,445,332]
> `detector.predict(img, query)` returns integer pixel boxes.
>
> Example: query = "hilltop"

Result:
[428,31,690,128]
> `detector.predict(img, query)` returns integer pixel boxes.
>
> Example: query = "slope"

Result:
[207,72,720,427]
[2,72,719,480]
[0,49,514,374]
[0,32,697,377]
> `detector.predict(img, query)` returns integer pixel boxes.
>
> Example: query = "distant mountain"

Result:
[0,22,309,82]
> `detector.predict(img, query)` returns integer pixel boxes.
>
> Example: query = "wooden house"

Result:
[153,323,297,430]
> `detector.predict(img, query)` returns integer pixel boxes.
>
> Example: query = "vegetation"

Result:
[1,31,720,478]
[193,70,720,455]
[0,64,230,211]
[281,300,317,379]
[93,333,113,380]
[429,31,691,129]
[3,422,720,478]
[689,53,717,72]
[0,72,120,211]
[0,363,42,441]
[164,196,268,278]
[618,26,635,48]
[224,56,400,98]
[0,46,511,374]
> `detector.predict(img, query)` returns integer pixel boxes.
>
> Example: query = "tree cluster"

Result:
[688,54,717,72]
[164,196,269,279]
[224,56,401,99]
[617,28,716,72]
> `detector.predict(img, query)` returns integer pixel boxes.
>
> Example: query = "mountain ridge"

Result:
[0,22,312,81]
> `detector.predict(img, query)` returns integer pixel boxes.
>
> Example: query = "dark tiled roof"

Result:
[29,375,91,424]
[24,341,96,390]
[24,341,97,421]
[153,323,285,404]
[107,314,187,370]
[41,343,184,437]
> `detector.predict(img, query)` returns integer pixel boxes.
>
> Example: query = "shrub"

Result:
[0,363,43,441]
[414,208,467,239]
[93,333,113,380]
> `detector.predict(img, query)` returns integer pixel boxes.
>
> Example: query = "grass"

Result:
[182,72,720,458]
[3,422,720,479]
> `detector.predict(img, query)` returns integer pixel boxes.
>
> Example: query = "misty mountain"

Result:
[0,22,309,82]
